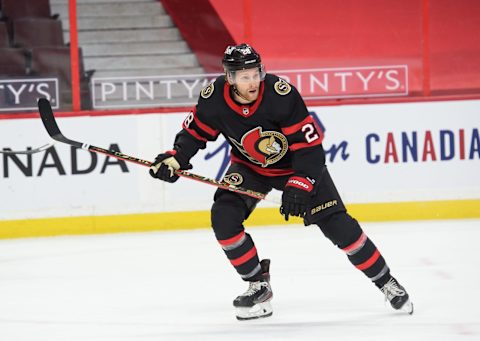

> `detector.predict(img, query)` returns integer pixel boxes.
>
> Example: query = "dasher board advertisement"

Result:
[0,99,478,220]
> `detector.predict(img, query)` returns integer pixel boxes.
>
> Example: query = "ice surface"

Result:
[0,219,479,341]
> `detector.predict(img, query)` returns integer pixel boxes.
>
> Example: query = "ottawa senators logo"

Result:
[229,127,288,167]
[200,83,214,99]
[223,172,243,186]
[274,78,291,95]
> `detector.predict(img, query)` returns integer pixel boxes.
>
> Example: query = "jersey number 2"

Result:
[302,123,319,143]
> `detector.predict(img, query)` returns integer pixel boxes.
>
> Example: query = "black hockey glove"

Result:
[280,175,316,221]
[149,151,192,183]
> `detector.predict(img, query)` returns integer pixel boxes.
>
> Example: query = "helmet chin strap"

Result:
[232,85,252,103]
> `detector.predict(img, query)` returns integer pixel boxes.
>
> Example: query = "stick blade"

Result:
[37,98,83,148]
[38,98,62,138]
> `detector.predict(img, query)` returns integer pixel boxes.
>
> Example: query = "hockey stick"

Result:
[0,141,55,155]
[37,98,270,201]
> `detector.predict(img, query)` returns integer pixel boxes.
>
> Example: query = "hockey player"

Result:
[150,43,413,320]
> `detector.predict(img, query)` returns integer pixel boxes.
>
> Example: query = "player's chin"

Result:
[247,89,259,100]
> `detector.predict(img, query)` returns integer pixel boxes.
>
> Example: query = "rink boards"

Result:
[0,99,479,237]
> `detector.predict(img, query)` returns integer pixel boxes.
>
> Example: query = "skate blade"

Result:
[235,301,273,321]
[401,299,414,315]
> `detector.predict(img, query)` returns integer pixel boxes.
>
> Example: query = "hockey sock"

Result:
[217,231,261,280]
[341,232,391,287]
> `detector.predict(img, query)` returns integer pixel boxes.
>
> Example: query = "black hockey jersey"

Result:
[172,73,326,180]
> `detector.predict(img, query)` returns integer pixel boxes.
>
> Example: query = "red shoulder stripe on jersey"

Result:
[289,137,323,151]
[281,115,315,135]
[192,107,219,137]
[231,154,294,176]
[224,82,265,117]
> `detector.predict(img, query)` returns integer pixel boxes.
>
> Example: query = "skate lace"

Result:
[381,278,405,302]
[242,281,268,297]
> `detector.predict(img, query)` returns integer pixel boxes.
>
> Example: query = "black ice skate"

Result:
[233,259,273,320]
[380,276,414,314]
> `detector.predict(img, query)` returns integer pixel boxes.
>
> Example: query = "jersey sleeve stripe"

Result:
[281,115,315,135]
[182,124,208,142]
[289,138,323,151]
[193,108,219,137]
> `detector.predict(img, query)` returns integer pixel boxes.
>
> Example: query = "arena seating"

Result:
[13,17,63,48]
[31,46,92,108]
[2,0,201,110]
[0,0,51,21]
[0,47,27,76]
[0,21,9,47]
[31,46,80,86]
[0,0,91,109]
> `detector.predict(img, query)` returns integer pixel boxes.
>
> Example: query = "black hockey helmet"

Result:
[222,43,265,81]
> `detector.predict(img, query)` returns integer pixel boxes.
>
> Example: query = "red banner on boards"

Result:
[276,65,408,99]
[91,65,408,109]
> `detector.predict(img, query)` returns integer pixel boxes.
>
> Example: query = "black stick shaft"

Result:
[37,98,268,201]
